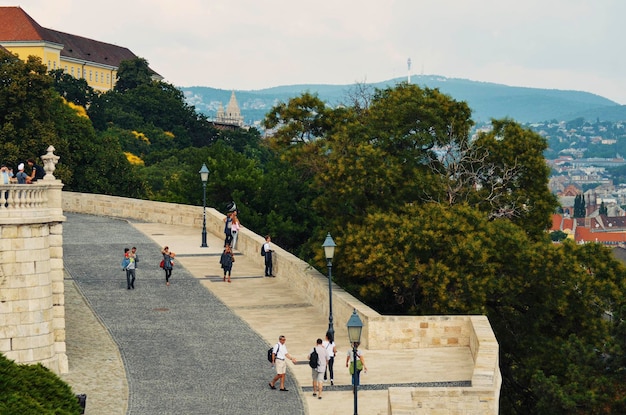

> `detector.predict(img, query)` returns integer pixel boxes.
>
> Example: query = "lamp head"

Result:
[322,232,336,260]
[199,163,210,183]
[346,309,363,344]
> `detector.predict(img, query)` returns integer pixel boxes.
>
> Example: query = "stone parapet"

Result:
[61,191,500,414]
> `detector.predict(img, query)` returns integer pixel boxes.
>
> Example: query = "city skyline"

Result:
[5,0,626,104]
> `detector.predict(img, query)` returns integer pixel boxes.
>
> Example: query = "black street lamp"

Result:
[322,232,336,339]
[347,309,363,415]
[199,163,210,248]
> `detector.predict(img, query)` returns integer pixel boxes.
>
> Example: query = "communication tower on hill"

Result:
[407,57,412,83]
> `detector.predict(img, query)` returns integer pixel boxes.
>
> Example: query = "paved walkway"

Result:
[60,212,474,415]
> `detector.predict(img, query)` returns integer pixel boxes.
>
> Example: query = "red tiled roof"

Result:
[550,214,562,232]
[562,217,574,231]
[575,226,626,244]
[0,6,152,72]
[0,6,48,41]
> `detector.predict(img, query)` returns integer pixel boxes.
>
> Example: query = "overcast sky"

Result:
[8,0,626,104]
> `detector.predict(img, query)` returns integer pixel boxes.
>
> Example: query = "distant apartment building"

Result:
[0,6,160,92]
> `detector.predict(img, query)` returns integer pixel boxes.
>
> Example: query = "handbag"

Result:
[348,359,364,375]
[159,259,164,268]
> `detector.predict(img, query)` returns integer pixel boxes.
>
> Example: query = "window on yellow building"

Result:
[95,72,98,83]
[89,70,92,81]
[71,67,74,76]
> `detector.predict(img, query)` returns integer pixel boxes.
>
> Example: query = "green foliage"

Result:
[0,354,82,414]
[114,57,152,92]
[550,230,568,242]
[49,69,94,107]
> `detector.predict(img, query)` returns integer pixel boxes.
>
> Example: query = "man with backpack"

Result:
[308,338,329,399]
[268,335,297,392]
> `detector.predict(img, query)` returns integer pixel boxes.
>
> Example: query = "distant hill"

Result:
[180,75,626,126]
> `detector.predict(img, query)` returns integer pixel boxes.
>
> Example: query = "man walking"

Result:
[309,338,329,399]
[263,235,274,277]
[269,335,297,391]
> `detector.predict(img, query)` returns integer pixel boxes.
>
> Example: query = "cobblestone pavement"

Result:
[61,213,305,415]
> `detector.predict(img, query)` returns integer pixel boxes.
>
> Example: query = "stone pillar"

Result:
[0,146,67,374]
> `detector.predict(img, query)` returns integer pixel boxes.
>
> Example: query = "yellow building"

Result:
[0,6,160,92]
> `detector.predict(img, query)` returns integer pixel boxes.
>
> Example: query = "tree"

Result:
[114,57,152,92]
[0,50,58,166]
[48,69,94,107]
[471,119,559,239]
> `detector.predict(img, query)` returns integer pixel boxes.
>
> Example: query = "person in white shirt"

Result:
[269,335,297,391]
[309,338,329,399]
[323,332,337,385]
[263,235,274,277]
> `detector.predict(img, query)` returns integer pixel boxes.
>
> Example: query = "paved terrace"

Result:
[60,212,477,415]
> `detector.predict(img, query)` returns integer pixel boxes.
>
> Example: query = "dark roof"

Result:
[45,28,137,69]
[0,6,157,74]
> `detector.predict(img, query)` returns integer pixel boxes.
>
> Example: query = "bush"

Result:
[0,354,82,414]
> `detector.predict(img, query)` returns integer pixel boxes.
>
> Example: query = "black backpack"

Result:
[308,348,319,368]
[267,343,279,362]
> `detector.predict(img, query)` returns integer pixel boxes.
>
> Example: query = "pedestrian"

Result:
[346,341,367,389]
[230,214,241,250]
[26,158,44,183]
[219,244,235,283]
[223,212,233,247]
[121,248,130,285]
[15,163,27,184]
[323,331,337,385]
[309,338,329,399]
[161,246,176,286]
[268,335,297,392]
[263,235,274,277]
[125,247,137,289]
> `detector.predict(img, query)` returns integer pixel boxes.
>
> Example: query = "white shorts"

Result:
[275,359,287,374]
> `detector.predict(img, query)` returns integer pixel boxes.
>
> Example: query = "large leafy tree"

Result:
[264,84,626,414]
[0,50,57,166]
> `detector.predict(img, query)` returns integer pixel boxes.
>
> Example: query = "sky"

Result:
[6,0,626,104]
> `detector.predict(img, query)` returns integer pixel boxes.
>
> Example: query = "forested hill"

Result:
[181,75,626,125]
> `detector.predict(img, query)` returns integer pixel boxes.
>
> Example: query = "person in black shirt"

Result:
[26,158,45,183]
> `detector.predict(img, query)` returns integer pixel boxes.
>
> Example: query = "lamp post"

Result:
[322,232,336,339]
[199,163,210,248]
[347,309,363,415]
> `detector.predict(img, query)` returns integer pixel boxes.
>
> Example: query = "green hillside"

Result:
[180,75,625,125]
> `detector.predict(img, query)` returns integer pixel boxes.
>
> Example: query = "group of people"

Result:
[223,210,241,249]
[0,159,44,184]
[120,245,178,288]
[268,331,367,398]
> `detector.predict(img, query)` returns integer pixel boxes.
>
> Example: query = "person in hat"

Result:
[15,163,27,184]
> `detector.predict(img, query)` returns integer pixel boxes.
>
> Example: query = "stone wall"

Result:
[0,180,67,374]
[62,191,501,414]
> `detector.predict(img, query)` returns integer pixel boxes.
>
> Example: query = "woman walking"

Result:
[161,246,176,286]
[220,244,235,283]
[323,331,337,385]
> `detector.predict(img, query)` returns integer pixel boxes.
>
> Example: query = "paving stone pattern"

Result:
[63,213,305,415]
